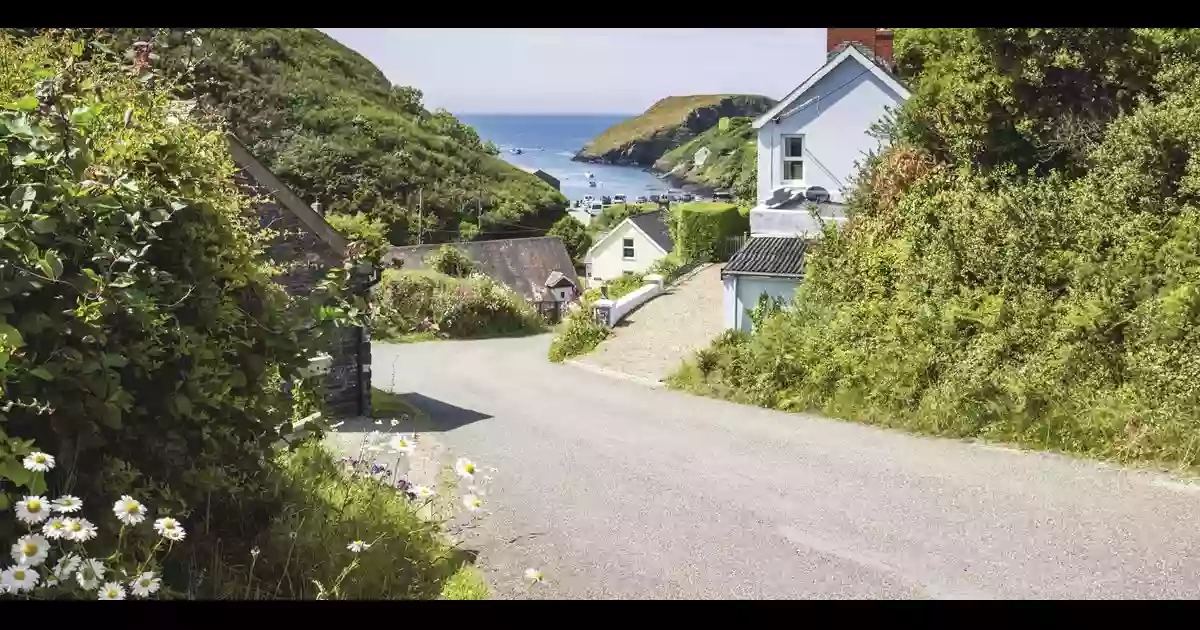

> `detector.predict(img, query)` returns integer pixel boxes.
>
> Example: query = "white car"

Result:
[613,194,627,204]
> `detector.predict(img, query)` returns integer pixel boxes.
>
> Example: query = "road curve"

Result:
[375,335,1200,599]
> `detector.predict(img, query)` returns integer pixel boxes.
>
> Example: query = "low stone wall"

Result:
[593,274,665,328]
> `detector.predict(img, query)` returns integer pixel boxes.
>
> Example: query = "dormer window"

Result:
[782,135,804,183]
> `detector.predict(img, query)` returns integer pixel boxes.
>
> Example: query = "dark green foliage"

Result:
[590,203,648,234]
[107,28,568,246]
[673,28,1200,468]
[372,270,543,340]
[654,117,758,203]
[547,301,609,363]
[426,245,475,278]
[325,211,388,260]
[673,203,748,263]
[603,273,645,301]
[547,215,592,264]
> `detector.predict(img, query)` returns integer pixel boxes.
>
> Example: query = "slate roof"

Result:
[545,270,576,289]
[384,236,580,302]
[629,210,674,253]
[722,237,809,278]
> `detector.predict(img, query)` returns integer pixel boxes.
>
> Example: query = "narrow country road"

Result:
[375,335,1200,599]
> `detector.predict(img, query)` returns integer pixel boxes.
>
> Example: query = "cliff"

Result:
[653,117,758,202]
[574,94,774,166]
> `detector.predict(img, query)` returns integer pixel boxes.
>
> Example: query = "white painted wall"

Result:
[756,58,905,203]
[726,275,800,332]
[594,274,665,328]
[584,220,667,286]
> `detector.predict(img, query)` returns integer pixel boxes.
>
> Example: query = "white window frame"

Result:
[781,134,805,184]
[622,237,635,260]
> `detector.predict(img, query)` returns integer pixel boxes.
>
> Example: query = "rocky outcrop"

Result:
[574,94,774,166]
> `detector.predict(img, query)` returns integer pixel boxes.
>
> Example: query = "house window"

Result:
[782,135,804,182]
[622,238,635,259]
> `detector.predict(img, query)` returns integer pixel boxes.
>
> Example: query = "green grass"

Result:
[438,564,490,600]
[673,201,738,213]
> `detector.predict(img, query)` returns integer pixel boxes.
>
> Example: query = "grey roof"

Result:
[629,210,674,253]
[828,41,907,89]
[722,237,809,278]
[384,236,580,302]
[545,270,576,289]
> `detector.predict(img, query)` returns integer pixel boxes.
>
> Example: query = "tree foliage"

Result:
[547,215,591,264]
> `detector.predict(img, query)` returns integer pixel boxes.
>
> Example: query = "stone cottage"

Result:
[226,133,372,418]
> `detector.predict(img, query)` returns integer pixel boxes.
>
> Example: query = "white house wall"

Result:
[756,59,905,203]
[731,276,800,333]
[585,220,666,286]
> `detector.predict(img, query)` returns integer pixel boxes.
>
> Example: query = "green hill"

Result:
[574,94,773,166]
[654,116,758,202]
[110,28,569,245]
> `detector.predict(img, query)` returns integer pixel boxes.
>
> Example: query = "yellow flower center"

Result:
[163,520,176,530]
[13,570,26,580]
[466,464,475,473]
[27,500,42,512]
[125,503,140,514]
[68,522,80,532]
[22,543,37,556]
[140,578,151,587]
[33,454,46,463]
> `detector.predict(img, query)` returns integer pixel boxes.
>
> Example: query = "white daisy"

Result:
[454,457,478,480]
[524,568,545,583]
[22,452,55,472]
[389,418,400,427]
[411,485,436,499]
[42,517,68,540]
[10,534,49,567]
[112,495,147,525]
[64,518,98,542]
[15,495,50,524]
[389,434,416,455]
[129,571,161,597]
[76,558,106,590]
[461,494,483,512]
[51,495,82,513]
[1,565,39,593]
[51,553,81,581]
[97,581,126,600]
[347,540,371,553]
[153,517,186,541]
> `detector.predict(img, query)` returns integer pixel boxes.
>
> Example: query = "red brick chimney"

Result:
[827,28,894,65]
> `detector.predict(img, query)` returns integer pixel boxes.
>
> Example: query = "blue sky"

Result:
[320,29,825,115]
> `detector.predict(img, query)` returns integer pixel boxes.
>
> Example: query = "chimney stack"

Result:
[827,28,894,66]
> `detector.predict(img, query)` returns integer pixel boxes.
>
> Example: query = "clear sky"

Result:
[320,29,826,115]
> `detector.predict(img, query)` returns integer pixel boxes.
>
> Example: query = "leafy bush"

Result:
[647,253,692,284]
[604,273,646,301]
[547,215,592,264]
[673,203,748,263]
[589,203,648,234]
[548,307,610,363]
[372,270,543,340]
[672,28,1200,468]
[325,212,389,261]
[426,245,476,278]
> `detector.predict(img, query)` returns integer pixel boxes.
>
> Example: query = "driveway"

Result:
[375,335,1200,599]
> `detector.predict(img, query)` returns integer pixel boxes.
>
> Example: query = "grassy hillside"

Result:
[575,94,773,166]
[655,116,758,202]
[110,28,569,245]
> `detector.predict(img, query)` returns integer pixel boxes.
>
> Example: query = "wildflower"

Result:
[374,419,384,426]
[129,571,161,597]
[153,517,186,541]
[51,553,81,581]
[113,495,147,525]
[64,518,98,542]
[76,558,106,590]
[411,485,436,499]
[2,565,39,593]
[11,534,49,567]
[524,568,545,583]
[42,517,68,540]
[389,418,400,427]
[51,495,82,513]
[15,496,50,524]
[390,434,415,455]
[454,457,478,480]
[461,494,483,512]
[250,547,261,558]
[98,581,126,600]
[347,540,371,553]
[22,452,55,472]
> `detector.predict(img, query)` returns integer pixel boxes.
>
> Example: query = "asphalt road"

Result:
[375,335,1200,599]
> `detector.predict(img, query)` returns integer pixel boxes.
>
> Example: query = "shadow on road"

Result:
[392,392,492,432]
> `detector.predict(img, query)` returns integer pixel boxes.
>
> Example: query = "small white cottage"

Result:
[692,146,712,168]
[583,210,673,287]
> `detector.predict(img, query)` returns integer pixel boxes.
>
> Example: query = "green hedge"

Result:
[674,203,748,263]
[372,270,543,340]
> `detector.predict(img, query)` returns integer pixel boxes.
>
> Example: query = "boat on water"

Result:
[588,180,597,187]
[510,148,523,155]
[585,171,595,179]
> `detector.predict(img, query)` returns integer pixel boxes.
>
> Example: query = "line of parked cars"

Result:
[572,189,733,215]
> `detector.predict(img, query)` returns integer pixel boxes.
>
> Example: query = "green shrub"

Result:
[604,273,646,300]
[372,270,543,339]
[548,307,610,363]
[325,212,389,260]
[647,253,691,284]
[673,203,748,262]
[547,215,592,264]
[426,245,476,277]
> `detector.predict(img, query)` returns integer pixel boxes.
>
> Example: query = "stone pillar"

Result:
[593,298,615,329]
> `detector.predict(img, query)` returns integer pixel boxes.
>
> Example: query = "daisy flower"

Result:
[1,565,39,593]
[112,495,147,525]
[97,581,126,600]
[76,558,106,590]
[524,568,545,583]
[42,517,68,540]
[51,495,82,513]
[64,518,98,542]
[15,495,50,524]
[454,457,478,480]
[51,553,82,581]
[461,494,483,512]
[347,540,371,553]
[22,452,55,472]
[390,434,415,455]
[10,534,49,567]
[410,485,436,499]
[129,571,161,597]
[153,517,186,541]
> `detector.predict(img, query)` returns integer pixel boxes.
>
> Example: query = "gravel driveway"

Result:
[376,335,1200,599]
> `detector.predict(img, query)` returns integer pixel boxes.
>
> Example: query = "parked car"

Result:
[712,190,734,202]
[613,194,627,204]
[635,195,648,204]
[601,195,612,205]
[589,202,604,213]
[648,194,661,203]
[680,193,695,202]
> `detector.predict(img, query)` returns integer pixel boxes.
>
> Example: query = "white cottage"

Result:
[692,146,712,168]
[583,210,673,288]
[723,28,909,332]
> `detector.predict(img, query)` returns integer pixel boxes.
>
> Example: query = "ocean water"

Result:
[457,114,675,204]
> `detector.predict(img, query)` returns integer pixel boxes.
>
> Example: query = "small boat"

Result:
[588,180,597,187]
[585,171,595,179]
[510,148,523,155]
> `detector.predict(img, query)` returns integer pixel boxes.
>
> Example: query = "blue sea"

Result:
[457,114,675,204]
